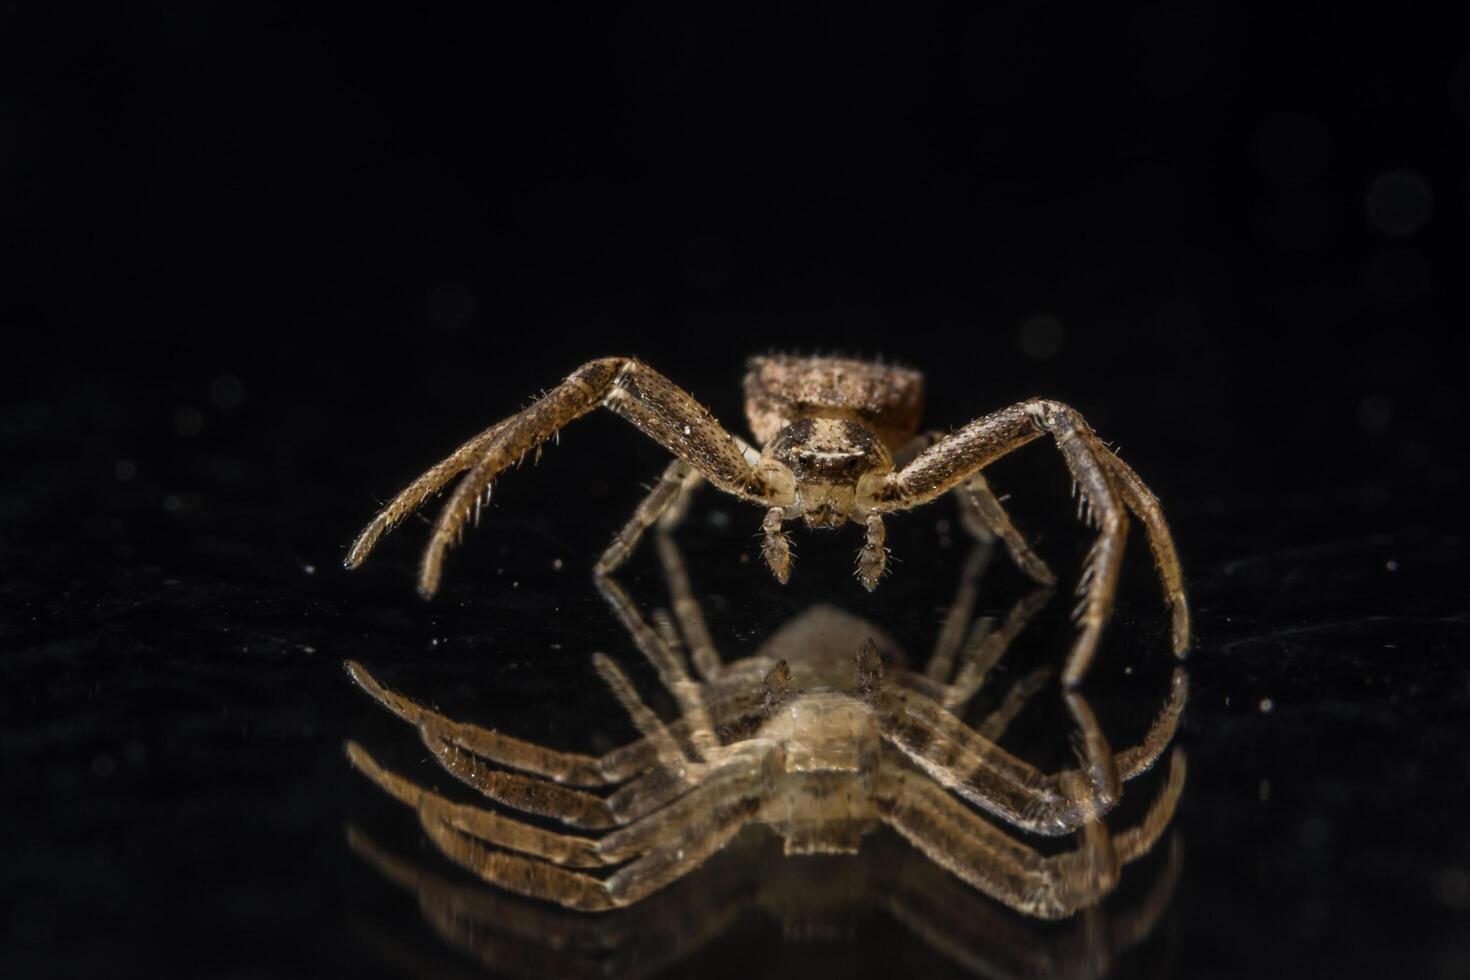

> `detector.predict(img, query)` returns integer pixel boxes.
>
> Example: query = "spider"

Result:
[345,355,1189,685]
[344,532,1188,919]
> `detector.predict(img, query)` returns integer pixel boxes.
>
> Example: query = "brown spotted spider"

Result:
[345,354,1189,685]
[344,533,1187,919]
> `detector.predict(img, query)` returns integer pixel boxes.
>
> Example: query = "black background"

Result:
[5,4,1468,978]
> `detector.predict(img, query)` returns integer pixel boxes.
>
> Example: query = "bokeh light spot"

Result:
[1366,168,1432,236]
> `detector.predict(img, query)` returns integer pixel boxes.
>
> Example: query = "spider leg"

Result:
[594,576,718,760]
[348,658,715,827]
[941,580,1056,714]
[875,747,1184,920]
[971,664,1056,743]
[345,660,611,786]
[957,473,1057,586]
[879,400,1187,685]
[653,531,723,682]
[924,540,997,684]
[594,742,771,863]
[353,739,770,911]
[343,417,514,570]
[874,669,1186,835]
[601,752,770,905]
[1097,449,1190,657]
[345,741,611,867]
[418,807,619,911]
[346,358,779,597]
[894,431,1054,587]
[420,731,621,830]
[595,458,703,577]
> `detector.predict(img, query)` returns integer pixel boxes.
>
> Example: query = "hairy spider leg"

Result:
[595,458,701,577]
[345,659,612,786]
[346,658,775,792]
[895,430,1057,589]
[880,400,1189,686]
[1096,449,1190,656]
[345,358,774,598]
[346,741,608,867]
[875,747,1185,921]
[874,668,1188,836]
[958,474,1058,586]
[347,739,774,912]
[343,417,514,570]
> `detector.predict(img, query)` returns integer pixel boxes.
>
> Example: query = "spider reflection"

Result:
[344,533,1187,975]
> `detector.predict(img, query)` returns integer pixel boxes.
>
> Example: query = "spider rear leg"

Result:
[596,458,703,577]
[956,474,1056,586]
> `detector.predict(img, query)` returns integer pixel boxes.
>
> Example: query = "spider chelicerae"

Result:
[345,354,1188,684]
[344,532,1188,920]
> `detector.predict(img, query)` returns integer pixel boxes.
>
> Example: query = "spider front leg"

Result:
[878,400,1189,686]
[346,357,785,597]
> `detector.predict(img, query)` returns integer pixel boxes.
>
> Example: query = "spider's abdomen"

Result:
[744,355,923,451]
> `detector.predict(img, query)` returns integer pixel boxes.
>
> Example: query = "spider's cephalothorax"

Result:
[761,418,892,528]
[345,353,1190,685]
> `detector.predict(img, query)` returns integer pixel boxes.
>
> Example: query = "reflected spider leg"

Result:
[872,667,1188,835]
[876,400,1189,685]
[889,539,1055,732]
[349,738,774,911]
[345,660,611,786]
[875,747,1186,921]
[348,657,772,794]
[924,540,997,684]
[972,664,1055,744]
[943,583,1057,714]
[589,652,701,777]
[345,358,779,597]
[346,742,609,868]
[594,574,718,760]
[652,531,725,682]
